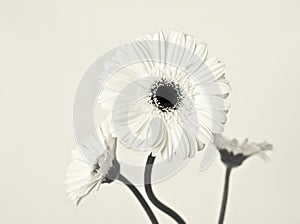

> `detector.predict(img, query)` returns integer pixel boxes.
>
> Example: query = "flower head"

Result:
[65,123,119,207]
[218,137,273,168]
[98,30,230,161]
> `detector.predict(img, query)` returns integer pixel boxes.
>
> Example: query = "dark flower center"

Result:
[219,149,248,168]
[91,159,120,184]
[150,80,181,112]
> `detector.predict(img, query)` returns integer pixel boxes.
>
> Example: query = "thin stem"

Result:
[218,166,232,224]
[144,155,186,224]
[118,174,159,224]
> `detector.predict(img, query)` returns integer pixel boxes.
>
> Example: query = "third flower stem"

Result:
[218,166,232,224]
[144,154,186,224]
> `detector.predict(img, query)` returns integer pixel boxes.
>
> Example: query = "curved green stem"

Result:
[118,174,159,224]
[145,155,186,224]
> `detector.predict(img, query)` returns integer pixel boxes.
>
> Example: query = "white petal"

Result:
[167,31,186,46]
[65,148,103,207]
[98,89,117,110]
[199,143,218,171]
[192,58,226,84]
[194,43,208,62]
[165,31,208,70]
[194,95,230,111]
[135,30,165,42]
[185,43,208,73]
[201,82,231,96]
[146,118,167,150]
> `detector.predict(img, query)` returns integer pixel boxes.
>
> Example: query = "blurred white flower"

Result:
[65,123,119,207]
[98,30,230,160]
[218,137,273,167]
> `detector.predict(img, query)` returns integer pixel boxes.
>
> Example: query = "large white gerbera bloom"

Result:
[98,30,230,160]
[65,123,119,207]
[218,137,273,167]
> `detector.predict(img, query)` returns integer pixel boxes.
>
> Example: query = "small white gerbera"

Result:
[98,30,230,160]
[65,124,119,207]
[218,137,273,167]
[217,137,273,224]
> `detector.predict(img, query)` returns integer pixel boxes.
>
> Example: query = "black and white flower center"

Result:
[150,80,182,112]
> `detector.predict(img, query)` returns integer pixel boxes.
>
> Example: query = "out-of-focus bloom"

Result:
[218,137,273,167]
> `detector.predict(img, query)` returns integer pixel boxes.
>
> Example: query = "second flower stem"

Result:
[144,154,186,224]
[218,166,232,224]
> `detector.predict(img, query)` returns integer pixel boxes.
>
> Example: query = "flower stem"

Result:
[118,174,159,224]
[218,166,232,224]
[144,155,186,224]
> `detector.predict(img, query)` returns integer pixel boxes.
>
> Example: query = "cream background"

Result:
[1,0,299,223]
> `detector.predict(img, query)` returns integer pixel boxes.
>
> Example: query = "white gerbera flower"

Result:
[98,30,230,160]
[65,123,119,207]
[217,138,273,224]
[218,137,273,167]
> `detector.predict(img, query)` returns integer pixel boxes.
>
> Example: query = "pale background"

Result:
[1,0,299,223]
